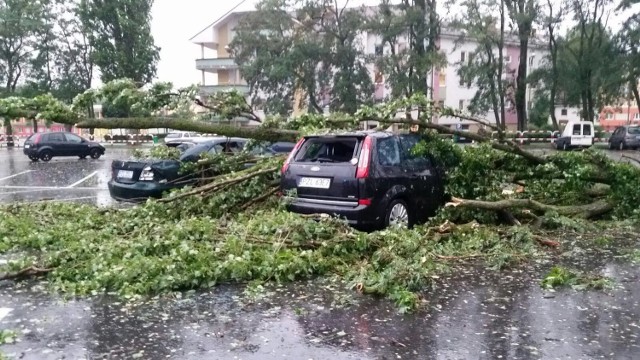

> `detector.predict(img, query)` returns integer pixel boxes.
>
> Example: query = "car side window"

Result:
[49,133,66,142]
[65,134,83,143]
[399,135,431,169]
[376,137,401,166]
[572,124,581,135]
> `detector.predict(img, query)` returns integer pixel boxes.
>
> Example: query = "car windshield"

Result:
[166,133,181,139]
[180,142,213,159]
[628,127,640,135]
[294,137,358,163]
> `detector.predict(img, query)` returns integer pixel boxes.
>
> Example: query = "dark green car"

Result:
[108,138,295,202]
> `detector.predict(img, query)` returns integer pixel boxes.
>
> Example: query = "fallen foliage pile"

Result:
[1,133,639,312]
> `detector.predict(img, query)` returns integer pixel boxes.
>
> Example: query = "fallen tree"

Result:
[1,81,640,312]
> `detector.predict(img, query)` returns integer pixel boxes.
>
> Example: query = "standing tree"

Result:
[616,12,640,110]
[453,0,509,129]
[0,0,49,144]
[231,0,373,115]
[558,0,623,121]
[78,0,159,85]
[367,0,444,99]
[504,0,539,131]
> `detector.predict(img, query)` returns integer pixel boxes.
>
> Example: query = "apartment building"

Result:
[599,102,640,131]
[190,3,558,130]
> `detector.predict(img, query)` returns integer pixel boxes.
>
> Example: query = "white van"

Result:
[554,121,594,151]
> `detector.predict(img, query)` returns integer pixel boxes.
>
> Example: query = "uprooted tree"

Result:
[0,79,639,312]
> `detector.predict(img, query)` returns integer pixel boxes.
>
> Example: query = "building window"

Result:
[459,100,464,110]
[459,76,464,86]
[439,72,446,87]
[504,55,511,63]
[374,69,383,84]
[561,108,568,116]
[635,113,640,120]
[606,113,613,120]
[460,51,465,62]
[529,56,534,66]
[374,44,383,56]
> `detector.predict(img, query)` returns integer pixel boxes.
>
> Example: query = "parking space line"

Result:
[0,308,12,322]
[0,170,33,182]
[66,171,98,188]
[0,185,102,190]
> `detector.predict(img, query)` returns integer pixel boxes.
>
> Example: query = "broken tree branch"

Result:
[446,197,613,219]
[0,266,53,281]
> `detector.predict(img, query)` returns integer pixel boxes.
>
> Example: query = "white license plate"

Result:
[24,144,30,148]
[117,170,134,179]
[299,177,331,189]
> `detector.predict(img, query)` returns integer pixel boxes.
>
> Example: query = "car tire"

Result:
[562,142,569,151]
[384,199,411,229]
[608,141,614,150]
[619,141,625,151]
[39,150,53,162]
[90,148,101,159]
[28,155,39,162]
[79,155,87,159]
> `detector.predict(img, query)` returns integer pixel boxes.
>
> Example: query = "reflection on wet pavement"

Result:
[0,147,134,206]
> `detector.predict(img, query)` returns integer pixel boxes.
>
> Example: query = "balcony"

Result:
[199,84,250,95]
[196,58,238,71]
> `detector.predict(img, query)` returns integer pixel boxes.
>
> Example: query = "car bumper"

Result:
[23,148,37,156]
[284,197,381,227]
[108,179,181,201]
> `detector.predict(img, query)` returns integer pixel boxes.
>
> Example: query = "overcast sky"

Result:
[150,0,638,89]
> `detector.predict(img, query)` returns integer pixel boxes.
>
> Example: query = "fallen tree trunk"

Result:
[75,118,299,143]
[75,116,547,164]
[446,197,613,219]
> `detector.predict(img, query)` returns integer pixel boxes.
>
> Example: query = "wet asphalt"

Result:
[0,145,639,359]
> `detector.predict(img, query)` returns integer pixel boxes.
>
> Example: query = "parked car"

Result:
[280,131,446,230]
[163,132,221,147]
[554,120,594,151]
[608,125,640,150]
[23,132,105,162]
[108,138,295,201]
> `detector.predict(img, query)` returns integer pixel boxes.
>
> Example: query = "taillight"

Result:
[356,136,372,179]
[281,137,305,174]
[358,198,372,206]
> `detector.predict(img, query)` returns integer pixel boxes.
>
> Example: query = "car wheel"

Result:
[619,141,625,151]
[28,155,38,162]
[79,155,87,159]
[384,199,410,229]
[39,150,53,162]
[608,141,614,150]
[563,142,569,151]
[90,148,101,159]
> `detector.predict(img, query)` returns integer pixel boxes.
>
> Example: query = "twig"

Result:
[159,167,278,203]
[239,186,279,211]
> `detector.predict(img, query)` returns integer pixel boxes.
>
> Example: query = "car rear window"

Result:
[628,127,640,135]
[295,137,358,163]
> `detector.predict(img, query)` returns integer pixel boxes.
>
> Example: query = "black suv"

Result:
[23,132,106,162]
[280,132,446,229]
